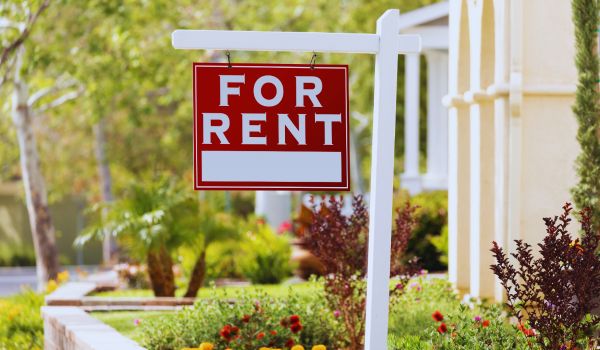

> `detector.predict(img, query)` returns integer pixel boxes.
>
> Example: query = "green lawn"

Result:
[92,281,316,299]
[92,311,172,343]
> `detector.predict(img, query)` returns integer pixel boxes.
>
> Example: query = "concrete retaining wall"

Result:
[42,306,145,350]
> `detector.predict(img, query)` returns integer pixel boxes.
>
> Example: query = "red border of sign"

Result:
[193,62,350,191]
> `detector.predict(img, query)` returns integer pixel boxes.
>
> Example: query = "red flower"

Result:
[241,314,251,323]
[280,318,289,327]
[517,323,536,337]
[277,220,292,234]
[256,332,265,340]
[482,320,490,328]
[290,323,303,333]
[270,330,277,336]
[432,310,444,322]
[289,315,301,325]
[220,325,233,341]
[437,322,448,334]
[285,338,295,348]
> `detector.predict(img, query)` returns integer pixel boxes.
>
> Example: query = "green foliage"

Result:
[389,277,459,338]
[137,284,343,350]
[0,289,44,350]
[428,305,535,350]
[205,239,244,281]
[572,0,600,229]
[238,219,293,284]
[388,334,431,350]
[0,244,36,267]
[389,278,535,350]
[0,0,438,203]
[92,311,171,344]
[76,177,196,258]
[430,225,449,266]
[177,206,239,284]
[394,191,448,271]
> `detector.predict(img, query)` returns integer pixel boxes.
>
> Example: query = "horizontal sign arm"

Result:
[172,30,421,54]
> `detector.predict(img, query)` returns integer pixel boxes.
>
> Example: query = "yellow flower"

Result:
[292,346,305,350]
[7,306,21,321]
[199,343,214,350]
[312,346,327,350]
[46,280,58,293]
[57,271,70,284]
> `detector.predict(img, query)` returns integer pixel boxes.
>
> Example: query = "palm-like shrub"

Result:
[77,178,237,297]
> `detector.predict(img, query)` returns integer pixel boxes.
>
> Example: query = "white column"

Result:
[423,51,449,190]
[255,191,291,229]
[401,53,422,195]
[446,0,471,293]
[492,0,511,302]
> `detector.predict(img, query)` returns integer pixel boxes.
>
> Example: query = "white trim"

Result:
[398,1,449,31]
[173,30,421,54]
[402,26,449,49]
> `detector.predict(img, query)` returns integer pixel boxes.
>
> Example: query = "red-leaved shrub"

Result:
[491,203,600,350]
[305,195,419,349]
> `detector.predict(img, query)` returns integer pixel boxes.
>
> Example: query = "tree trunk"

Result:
[158,245,175,296]
[184,249,206,298]
[146,245,175,297]
[11,48,59,287]
[93,117,116,266]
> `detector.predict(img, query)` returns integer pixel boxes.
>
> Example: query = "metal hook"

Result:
[226,50,232,68]
[309,52,317,69]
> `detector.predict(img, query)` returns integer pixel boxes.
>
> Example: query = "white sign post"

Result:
[172,9,421,350]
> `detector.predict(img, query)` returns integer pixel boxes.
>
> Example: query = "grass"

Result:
[92,281,317,299]
[92,311,172,343]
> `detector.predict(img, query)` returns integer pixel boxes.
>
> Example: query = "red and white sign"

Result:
[193,63,350,191]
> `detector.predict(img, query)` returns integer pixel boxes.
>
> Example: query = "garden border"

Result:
[42,306,146,350]
[42,281,197,350]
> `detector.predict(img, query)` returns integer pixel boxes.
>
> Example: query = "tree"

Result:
[1,0,83,286]
[9,46,82,284]
[572,0,600,230]
[0,0,50,78]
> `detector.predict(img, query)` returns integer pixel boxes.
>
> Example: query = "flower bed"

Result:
[96,277,534,350]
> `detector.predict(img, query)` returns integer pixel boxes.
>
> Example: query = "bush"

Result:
[394,190,448,271]
[138,284,343,350]
[0,244,36,267]
[491,203,600,349]
[389,277,460,338]
[205,239,244,282]
[304,195,420,350]
[0,289,44,350]
[238,220,293,285]
[388,278,533,350]
[428,305,534,350]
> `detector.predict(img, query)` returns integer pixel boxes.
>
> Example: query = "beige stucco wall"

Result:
[447,0,579,299]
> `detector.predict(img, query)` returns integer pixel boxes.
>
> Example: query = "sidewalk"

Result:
[0,265,101,296]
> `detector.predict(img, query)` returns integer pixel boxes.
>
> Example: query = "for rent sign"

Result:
[193,63,350,190]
